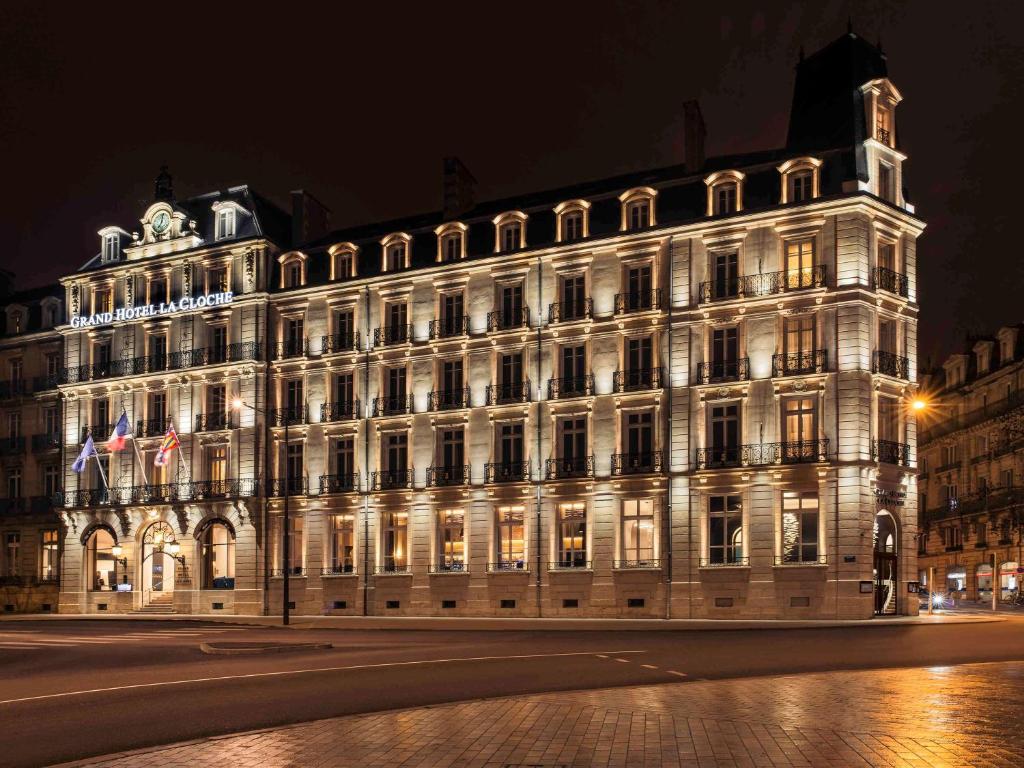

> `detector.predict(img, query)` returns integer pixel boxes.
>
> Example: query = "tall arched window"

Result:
[85,525,117,592]
[200,520,236,590]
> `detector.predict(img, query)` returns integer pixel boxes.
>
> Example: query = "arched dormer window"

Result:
[493,212,527,253]
[328,243,358,280]
[212,201,248,241]
[98,226,128,263]
[705,171,745,216]
[381,233,412,272]
[554,200,591,242]
[618,188,657,232]
[434,222,467,263]
[278,252,308,289]
[777,157,822,204]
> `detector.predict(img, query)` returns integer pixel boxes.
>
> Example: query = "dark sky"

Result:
[1,1,1021,363]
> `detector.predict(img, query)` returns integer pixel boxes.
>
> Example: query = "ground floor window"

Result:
[273,516,305,575]
[496,505,525,569]
[708,495,743,565]
[557,502,587,567]
[1000,561,1020,595]
[946,567,966,593]
[382,511,408,571]
[976,563,993,596]
[621,499,655,564]
[4,531,20,577]
[86,526,117,591]
[329,513,354,574]
[40,529,58,581]
[781,491,819,563]
[438,508,465,571]
[200,521,235,589]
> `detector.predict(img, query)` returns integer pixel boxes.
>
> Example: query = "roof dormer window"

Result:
[876,104,892,147]
[381,233,411,272]
[492,212,527,254]
[619,188,657,232]
[278,253,307,289]
[554,200,590,242]
[705,171,745,216]
[101,233,120,263]
[329,243,358,280]
[434,223,467,263]
[778,158,822,205]
[216,208,236,241]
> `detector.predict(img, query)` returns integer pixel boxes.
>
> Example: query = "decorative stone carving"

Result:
[182,261,192,297]
[174,505,190,536]
[125,275,134,308]
[70,284,80,315]
[245,249,256,292]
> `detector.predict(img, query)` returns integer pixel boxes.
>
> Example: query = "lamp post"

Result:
[111,544,128,586]
[233,397,291,625]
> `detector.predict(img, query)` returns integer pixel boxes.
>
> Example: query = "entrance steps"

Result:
[132,593,176,615]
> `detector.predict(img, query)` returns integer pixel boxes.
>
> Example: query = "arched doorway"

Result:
[141,521,181,605]
[873,511,898,615]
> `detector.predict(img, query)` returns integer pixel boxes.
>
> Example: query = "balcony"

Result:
[57,479,257,508]
[614,558,662,569]
[371,469,414,491]
[775,555,828,566]
[873,439,911,466]
[319,473,360,494]
[696,359,749,385]
[80,424,116,443]
[548,298,593,324]
[772,350,828,377]
[189,479,258,500]
[373,324,412,347]
[321,331,360,355]
[487,307,530,332]
[695,439,829,469]
[60,343,262,384]
[486,380,531,405]
[545,455,594,480]
[699,265,826,303]
[32,374,59,392]
[194,412,235,432]
[270,405,309,426]
[0,380,29,399]
[136,418,170,438]
[429,562,468,574]
[615,289,663,314]
[488,560,528,572]
[873,266,909,298]
[375,563,411,575]
[276,338,308,360]
[30,433,61,452]
[611,452,664,475]
[485,460,531,483]
[322,564,355,575]
[426,465,471,487]
[548,374,595,399]
[429,387,470,411]
[872,350,910,379]
[429,315,469,340]
[321,400,360,422]
[700,556,750,567]
[877,126,891,145]
[373,395,413,417]
[270,477,309,496]
[549,559,591,570]
[613,367,664,393]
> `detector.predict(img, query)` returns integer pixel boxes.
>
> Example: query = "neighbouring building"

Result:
[46,29,923,620]
[917,326,1024,603]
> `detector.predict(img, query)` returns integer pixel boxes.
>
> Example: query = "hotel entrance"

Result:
[141,521,181,606]
[873,511,899,615]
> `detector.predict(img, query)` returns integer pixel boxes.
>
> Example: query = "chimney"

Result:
[154,165,174,201]
[683,100,706,172]
[442,156,477,220]
[290,190,332,246]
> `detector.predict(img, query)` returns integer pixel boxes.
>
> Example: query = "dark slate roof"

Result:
[0,283,63,336]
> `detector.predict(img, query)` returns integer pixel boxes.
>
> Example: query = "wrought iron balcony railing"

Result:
[872,350,910,379]
[429,315,469,340]
[772,350,828,377]
[614,558,662,569]
[426,465,471,487]
[270,477,309,496]
[545,455,595,480]
[699,556,750,567]
[614,289,663,314]
[696,359,749,385]
[322,564,355,575]
[57,479,257,508]
[60,343,262,384]
[373,324,412,347]
[373,394,413,417]
[30,433,61,452]
[270,405,309,426]
[318,473,360,494]
[548,374,595,399]
[429,386,470,411]
[320,331,361,354]
[375,563,411,574]
[485,460,531,483]
[613,367,664,392]
[775,554,828,566]
[873,267,909,297]
[487,306,530,332]
[873,439,911,466]
[136,418,170,438]
[371,469,414,491]
[695,439,829,469]
[486,380,531,405]
[549,559,592,570]
[276,338,309,360]
[548,298,593,323]
[610,452,664,475]
[699,265,827,303]
[488,560,528,572]
[80,424,117,443]
[876,126,891,145]
[194,412,235,432]
[429,562,468,574]
[321,400,360,422]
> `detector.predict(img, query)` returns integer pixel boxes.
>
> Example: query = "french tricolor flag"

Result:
[107,412,131,451]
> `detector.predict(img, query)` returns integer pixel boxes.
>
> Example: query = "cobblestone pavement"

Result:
[71,661,1024,767]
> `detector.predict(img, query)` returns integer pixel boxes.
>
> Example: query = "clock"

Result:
[152,211,170,234]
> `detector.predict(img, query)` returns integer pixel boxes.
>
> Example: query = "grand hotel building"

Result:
[35,31,924,619]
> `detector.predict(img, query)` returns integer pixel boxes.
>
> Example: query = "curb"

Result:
[199,641,332,655]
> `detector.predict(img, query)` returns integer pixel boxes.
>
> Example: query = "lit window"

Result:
[555,201,590,242]
[86,527,117,591]
[781,491,820,563]
[333,250,354,279]
[784,239,815,289]
[94,288,113,314]
[438,508,465,571]
[496,505,526,568]
[216,208,236,240]
[101,234,120,262]
[621,499,655,564]
[329,513,355,574]
[40,529,59,581]
[557,502,587,567]
[619,188,657,232]
[382,511,408,571]
[201,522,235,589]
[708,494,743,564]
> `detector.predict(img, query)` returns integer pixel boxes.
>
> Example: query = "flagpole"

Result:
[92,448,112,502]
[126,408,150,488]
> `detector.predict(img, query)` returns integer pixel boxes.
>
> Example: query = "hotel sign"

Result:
[875,488,906,507]
[71,292,234,328]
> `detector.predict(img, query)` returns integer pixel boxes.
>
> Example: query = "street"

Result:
[1,617,1024,767]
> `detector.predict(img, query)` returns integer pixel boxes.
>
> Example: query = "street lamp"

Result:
[110,544,128,586]
[233,396,292,625]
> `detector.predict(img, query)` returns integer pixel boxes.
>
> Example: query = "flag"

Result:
[107,412,130,451]
[154,423,180,467]
[72,436,97,473]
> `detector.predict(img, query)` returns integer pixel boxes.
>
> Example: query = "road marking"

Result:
[614,658,630,663]
[641,664,658,670]
[0,650,647,705]
[595,654,608,659]
[666,670,687,677]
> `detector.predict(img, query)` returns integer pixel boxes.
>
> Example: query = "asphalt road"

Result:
[2,617,1023,768]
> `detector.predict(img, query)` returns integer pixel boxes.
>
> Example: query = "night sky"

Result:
[0,1,1021,364]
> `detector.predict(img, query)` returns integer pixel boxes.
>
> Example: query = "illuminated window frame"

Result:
[554,200,591,242]
[212,201,246,241]
[777,157,822,204]
[492,211,528,254]
[328,242,358,280]
[618,187,657,232]
[704,171,745,216]
[381,232,412,272]
[434,222,468,263]
[277,251,308,289]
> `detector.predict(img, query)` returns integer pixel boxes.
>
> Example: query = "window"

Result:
[562,210,583,241]
[283,259,303,288]
[878,396,899,443]
[440,358,464,397]
[40,529,58,581]
[382,511,408,571]
[45,352,60,381]
[6,468,20,500]
[709,327,738,381]
[215,208,236,240]
[209,265,229,293]
[149,276,168,304]
[783,314,815,358]
[438,292,465,336]
[626,199,650,230]
[560,417,587,462]
[385,301,409,343]
[621,499,655,564]
[876,104,892,145]
[148,391,166,430]
[559,274,587,320]
[788,171,813,203]
[439,428,465,470]
[496,505,525,568]
[783,397,817,456]
[329,513,355,573]
[498,422,524,466]
[86,527,117,591]
[94,288,113,314]
[332,248,355,279]
[441,233,462,262]
[499,222,522,252]
[384,432,408,473]
[42,407,58,438]
[781,491,820,563]
[208,325,228,363]
[498,352,523,397]
[560,344,586,393]
[625,336,654,383]
[705,172,745,216]
[496,282,524,329]
[785,240,815,289]
[711,252,739,299]
[385,242,407,272]
[101,233,120,262]
[385,366,407,401]
[43,465,60,498]
[977,563,994,596]
[708,403,740,467]
[877,161,894,201]
[207,445,228,485]
[714,183,737,214]
[555,201,589,241]
[148,333,168,370]
[438,508,465,571]
[3,532,19,576]
[333,372,355,411]
[624,411,654,460]
[557,502,587,567]
[334,437,355,481]
[708,495,744,565]
[284,442,303,494]
[877,241,896,273]
[201,522,235,589]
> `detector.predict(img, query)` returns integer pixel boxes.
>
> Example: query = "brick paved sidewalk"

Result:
[68,662,1024,768]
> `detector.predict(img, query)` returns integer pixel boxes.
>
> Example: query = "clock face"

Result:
[152,211,170,233]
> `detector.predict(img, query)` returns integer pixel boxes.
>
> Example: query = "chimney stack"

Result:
[442,156,477,220]
[290,190,332,246]
[683,100,706,172]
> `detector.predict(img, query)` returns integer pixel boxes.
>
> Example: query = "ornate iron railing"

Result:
[696,359,749,384]
[136,418,170,438]
[547,298,593,323]
[695,439,829,469]
[545,455,595,480]
[429,387,470,411]
[699,265,827,303]
[270,405,309,426]
[772,350,827,377]
[321,331,360,354]
[194,412,235,432]
[270,477,309,496]
[426,465,471,487]
[872,439,911,466]
[276,339,309,360]
[373,395,413,417]
[613,367,664,392]
[614,559,662,569]
[371,469,414,491]
[614,289,662,314]
[30,433,61,452]
[373,324,412,347]
[872,350,910,379]
[486,380,531,405]
[487,306,530,332]
[318,473,360,494]
[484,461,531,483]
[321,400,360,422]
[548,374,595,399]
[488,560,528,572]
[610,452,664,475]
[429,315,469,340]
[873,267,909,297]
[549,559,592,570]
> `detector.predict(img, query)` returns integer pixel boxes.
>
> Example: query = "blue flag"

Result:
[72,435,97,473]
